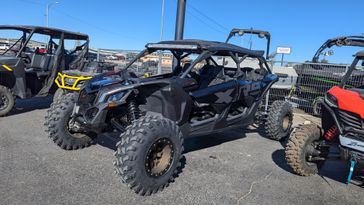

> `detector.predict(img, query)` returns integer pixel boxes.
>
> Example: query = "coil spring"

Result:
[324,125,338,141]
[127,100,140,121]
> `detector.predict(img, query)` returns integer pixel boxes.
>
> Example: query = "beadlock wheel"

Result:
[145,138,174,177]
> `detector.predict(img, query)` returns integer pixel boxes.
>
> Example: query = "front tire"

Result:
[0,85,15,117]
[114,112,184,195]
[45,93,95,150]
[285,124,327,176]
[264,100,293,140]
[53,88,65,102]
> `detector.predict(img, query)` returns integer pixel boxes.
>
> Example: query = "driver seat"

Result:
[198,65,223,89]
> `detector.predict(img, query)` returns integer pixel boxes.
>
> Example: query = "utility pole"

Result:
[172,0,186,68]
[45,2,59,27]
[175,0,186,40]
[157,0,165,74]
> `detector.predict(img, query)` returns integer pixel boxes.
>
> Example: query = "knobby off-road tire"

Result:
[53,88,65,102]
[285,124,325,176]
[114,112,184,196]
[0,85,15,117]
[264,100,293,140]
[45,93,95,150]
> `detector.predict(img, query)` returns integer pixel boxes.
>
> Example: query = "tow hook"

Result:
[346,154,357,187]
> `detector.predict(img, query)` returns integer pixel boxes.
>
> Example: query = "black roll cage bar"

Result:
[312,36,364,63]
[226,28,271,60]
[0,27,90,57]
[339,51,364,88]
[124,47,272,79]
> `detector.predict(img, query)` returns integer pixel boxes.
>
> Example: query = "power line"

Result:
[187,3,230,32]
[186,10,227,36]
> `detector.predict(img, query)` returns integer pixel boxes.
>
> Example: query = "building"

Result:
[141,52,173,67]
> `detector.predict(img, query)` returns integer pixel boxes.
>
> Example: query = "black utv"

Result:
[0,25,89,116]
[45,40,293,195]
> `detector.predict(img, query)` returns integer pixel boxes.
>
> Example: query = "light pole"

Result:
[45,1,59,27]
[157,0,165,74]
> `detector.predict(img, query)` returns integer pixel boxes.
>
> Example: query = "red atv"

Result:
[285,51,364,184]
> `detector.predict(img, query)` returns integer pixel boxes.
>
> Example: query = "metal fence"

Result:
[268,62,364,116]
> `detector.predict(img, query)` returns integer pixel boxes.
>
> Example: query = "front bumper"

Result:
[55,72,93,91]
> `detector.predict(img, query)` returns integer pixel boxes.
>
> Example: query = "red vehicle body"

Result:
[328,86,364,118]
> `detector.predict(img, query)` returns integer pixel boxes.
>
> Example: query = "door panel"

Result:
[191,80,238,104]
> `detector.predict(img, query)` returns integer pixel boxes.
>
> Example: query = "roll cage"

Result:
[123,39,271,79]
[0,25,89,58]
[339,51,364,88]
[226,28,271,60]
[312,35,364,63]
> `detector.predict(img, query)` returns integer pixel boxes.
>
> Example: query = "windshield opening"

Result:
[124,49,200,77]
[0,29,27,56]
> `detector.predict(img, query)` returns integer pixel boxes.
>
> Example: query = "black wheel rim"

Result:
[0,94,9,111]
[145,138,174,177]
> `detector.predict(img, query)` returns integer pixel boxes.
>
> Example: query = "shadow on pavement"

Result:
[183,129,247,153]
[272,148,364,187]
[96,128,248,155]
[96,133,120,151]
[9,96,52,116]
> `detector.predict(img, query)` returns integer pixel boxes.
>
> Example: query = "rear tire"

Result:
[114,112,184,196]
[45,93,95,150]
[0,85,15,117]
[264,100,293,140]
[285,124,326,176]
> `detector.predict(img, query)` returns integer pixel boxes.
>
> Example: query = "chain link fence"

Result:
[269,62,364,116]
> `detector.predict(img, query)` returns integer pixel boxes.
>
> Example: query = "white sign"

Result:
[276,47,291,54]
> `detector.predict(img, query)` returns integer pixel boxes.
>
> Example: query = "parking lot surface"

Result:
[1,97,364,205]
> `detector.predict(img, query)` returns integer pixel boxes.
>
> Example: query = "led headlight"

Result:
[325,93,338,107]
[107,92,125,102]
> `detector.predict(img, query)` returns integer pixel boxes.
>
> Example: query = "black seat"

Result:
[198,65,223,88]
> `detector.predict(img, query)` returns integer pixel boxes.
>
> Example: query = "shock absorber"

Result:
[324,125,338,141]
[127,99,140,121]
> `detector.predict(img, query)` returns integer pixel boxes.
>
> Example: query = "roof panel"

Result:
[146,39,264,57]
[0,25,88,40]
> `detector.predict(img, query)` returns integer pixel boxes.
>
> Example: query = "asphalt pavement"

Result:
[0,97,363,205]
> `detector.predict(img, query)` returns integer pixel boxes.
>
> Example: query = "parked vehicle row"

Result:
[1,25,364,196]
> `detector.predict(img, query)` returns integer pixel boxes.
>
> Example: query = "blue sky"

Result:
[1,0,364,63]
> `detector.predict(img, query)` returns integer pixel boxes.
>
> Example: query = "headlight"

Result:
[96,90,126,104]
[325,93,338,107]
[106,92,125,102]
